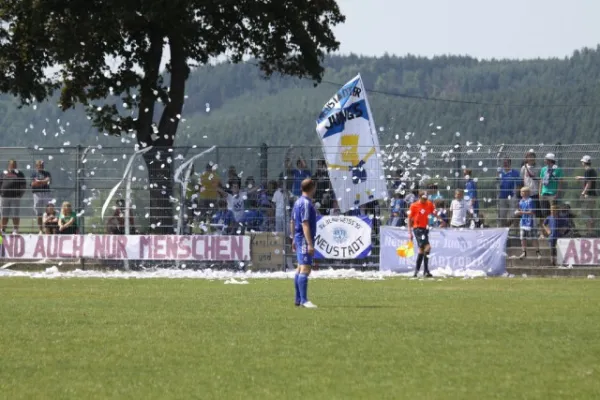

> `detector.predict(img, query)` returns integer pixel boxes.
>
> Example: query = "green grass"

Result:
[1,278,600,399]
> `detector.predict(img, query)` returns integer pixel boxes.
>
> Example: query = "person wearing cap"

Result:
[408,191,446,278]
[539,153,563,220]
[520,150,542,225]
[576,155,597,236]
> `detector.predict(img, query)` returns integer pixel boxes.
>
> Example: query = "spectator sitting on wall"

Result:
[58,201,78,234]
[0,159,26,234]
[42,202,58,234]
[286,156,311,197]
[106,199,137,235]
[241,198,263,233]
[212,199,236,235]
[31,160,52,234]
[497,158,521,228]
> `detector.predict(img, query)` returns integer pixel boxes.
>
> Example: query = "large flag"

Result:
[316,74,386,213]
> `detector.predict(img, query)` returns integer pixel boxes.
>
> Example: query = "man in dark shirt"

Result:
[0,160,26,234]
[31,160,52,234]
[577,155,598,236]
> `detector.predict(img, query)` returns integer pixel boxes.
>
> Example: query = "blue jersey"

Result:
[465,180,479,211]
[499,169,521,199]
[291,169,311,196]
[212,209,235,227]
[519,198,534,229]
[292,195,317,244]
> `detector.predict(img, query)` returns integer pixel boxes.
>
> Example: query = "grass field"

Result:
[1,277,600,399]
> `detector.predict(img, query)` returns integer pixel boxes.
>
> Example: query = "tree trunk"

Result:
[143,147,175,234]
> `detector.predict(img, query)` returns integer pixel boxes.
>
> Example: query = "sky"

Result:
[334,0,600,59]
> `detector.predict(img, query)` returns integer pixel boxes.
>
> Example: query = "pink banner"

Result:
[558,238,600,265]
[1,235,251,261]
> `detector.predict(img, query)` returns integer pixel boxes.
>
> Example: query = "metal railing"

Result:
[0,143,598,267]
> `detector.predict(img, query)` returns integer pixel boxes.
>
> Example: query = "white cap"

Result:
[545,153,556,161]
[581,155,591,163]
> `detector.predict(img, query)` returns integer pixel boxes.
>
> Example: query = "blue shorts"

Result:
[295,239,313,266]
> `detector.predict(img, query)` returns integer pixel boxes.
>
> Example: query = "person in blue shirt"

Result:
[516,187,541,260]
[498,158,521,227]
[240,199,264,233]
[286,157,311,197]
[388,191,407,227]
[212,199,236,235]
[464,169,480,227]
[543,204,559,266]
[290,178,318,309]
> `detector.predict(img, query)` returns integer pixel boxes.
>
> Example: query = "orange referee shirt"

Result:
[409,200,436,228]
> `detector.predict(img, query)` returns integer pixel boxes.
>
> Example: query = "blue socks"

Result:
[298,273,309,304]
[294,273,301,305]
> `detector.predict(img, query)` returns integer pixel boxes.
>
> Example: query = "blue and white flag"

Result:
[316,74,386,213]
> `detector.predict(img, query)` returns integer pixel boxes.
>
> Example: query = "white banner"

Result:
[316,74,386,212]
[314,216,372,259]
[558,238,600,265]
[1,234,251,261]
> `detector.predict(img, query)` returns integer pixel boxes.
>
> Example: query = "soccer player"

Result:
[290,178,318,308]
[408,191,446,278]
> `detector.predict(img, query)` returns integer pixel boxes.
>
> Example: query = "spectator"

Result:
[272,179,292,233]
[42,203,58,234]
[430,199,448,227]
[516,187,541,260]
[427,184,442,201]
[392,168,405,192]
[240,198,263,232]
[184,164,199,229]
[31,160,52,234]
[388,191,407,227]
[261,180,278,231]
[539,153,563,219]
[520,150,542,226]
[227,165,242,192]
[449,189,469,228]
[106,199,136,235]
[0,160,26,234]
[576,155,597,237]
[543,204,559,266]
[313,159,333,215]
[244,176,259,202]
[464,169,480,227]
[224,183,246,223]
[212,199,236,235]
[405,182,419,205]
[286,156,311,197]
[497,158,521,227]
[58,201,78,234]
[198,163,220,218]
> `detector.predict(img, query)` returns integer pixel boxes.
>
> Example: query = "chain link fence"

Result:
[0,143,596,268]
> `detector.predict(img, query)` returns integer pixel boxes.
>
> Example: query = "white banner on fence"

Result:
[558,238,600,265]
[314,216,372,259]
[1,235,251,261]
[316,74,387,212]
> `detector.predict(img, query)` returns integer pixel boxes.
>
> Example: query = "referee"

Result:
[408,191,446,277]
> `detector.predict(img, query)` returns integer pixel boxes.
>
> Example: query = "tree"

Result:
[0,0,344,233]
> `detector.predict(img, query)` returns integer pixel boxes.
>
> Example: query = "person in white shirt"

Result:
[271,180,291,232]
[520,150,541,225]
[226,183,247,222]
[449,189,469,228]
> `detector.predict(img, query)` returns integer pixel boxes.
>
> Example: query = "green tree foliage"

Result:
[0,0,344,232]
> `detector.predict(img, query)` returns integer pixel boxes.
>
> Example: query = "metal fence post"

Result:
[75,145,84,234]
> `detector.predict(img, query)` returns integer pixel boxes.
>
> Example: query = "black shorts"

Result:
[414,228,429,249]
